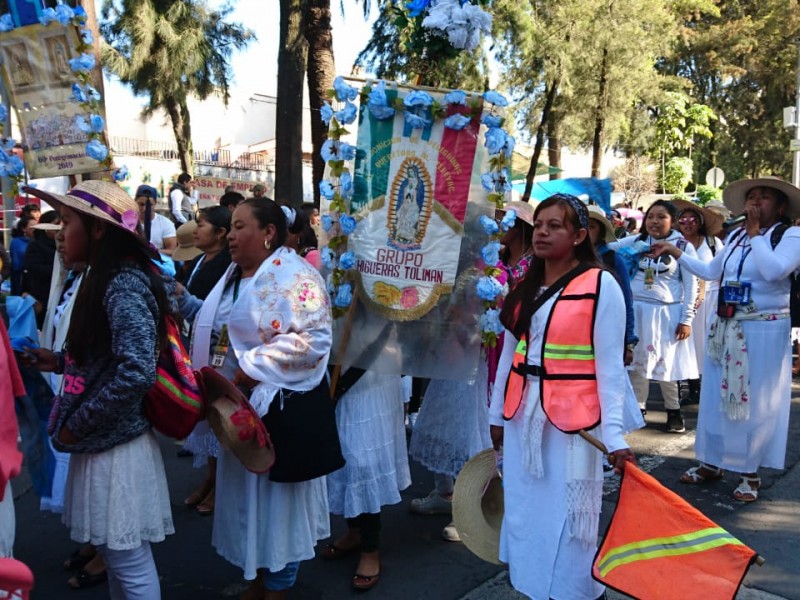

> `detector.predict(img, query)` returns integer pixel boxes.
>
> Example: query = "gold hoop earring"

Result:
[264,239,271,250]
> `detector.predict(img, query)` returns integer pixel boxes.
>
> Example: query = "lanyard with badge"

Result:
[718,232,754,316]
[211,273,242,368]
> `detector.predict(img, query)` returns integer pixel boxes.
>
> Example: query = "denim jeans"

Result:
[263,561,300,591]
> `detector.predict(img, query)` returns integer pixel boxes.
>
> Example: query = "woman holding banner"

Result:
[489,194,634,600]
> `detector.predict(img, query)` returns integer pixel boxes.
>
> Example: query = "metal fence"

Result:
[108,137,270,172]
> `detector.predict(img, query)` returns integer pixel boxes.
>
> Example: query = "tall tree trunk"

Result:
[276,0,308,205]
[590,47,609,178]
[547,107,562,180]
[165,97,194,176]
[304,0,335,209]
[522,75,560,202]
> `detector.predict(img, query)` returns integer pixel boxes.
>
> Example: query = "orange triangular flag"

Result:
[593,463,757,600]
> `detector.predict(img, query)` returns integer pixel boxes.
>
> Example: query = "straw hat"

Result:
[172,220,203,262]
[497,200,535,227]
[671,198,724,237]
[23,181,140,236]
[31,223,62,231]
[199,367,275,474]
[722,177,800,220]
[703,200,731,220]
[586,205,616,244]
[452,448,504,565]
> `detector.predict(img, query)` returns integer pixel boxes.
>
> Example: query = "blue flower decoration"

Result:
[333,76,358,102]
[321,247,336,269]
[334,282,354,308]
[339,251,356,270]
[480,172,495,192]
[339,214,357,235]
[367,81,395,120]
[444,114,471,130]
[0,105,6,123]
[321,214,334,232]
[483,90,509,107]
[501,210,517,231]
[71,84,100,104]
[335,101,358,125]
[404,110,430,129]
[113,165,129,182]
[340,171,353,199]
[444,90,467,105]
[73,5,87,23]
[321,139,356,162]
[319,180,335,201]
[55,3,74,25]
[2,138,15,151]
[0,13,14,32]
[69,53,96,73]
[404,90,433,108]
[481,169,512,193]
[320,101,334,126]
[85,139,108,162]
[476,276,503,301]
[479,308,505,335]
[481,241,501,265]
[479,214,499,235]
[39,7,57,26]
[76,114,105,134]
[0,154,24,177]
[81,29,94,45]
[481,113,502,129]
[406,0,431,17]
[485,128,508,155]
[503,134,516,159]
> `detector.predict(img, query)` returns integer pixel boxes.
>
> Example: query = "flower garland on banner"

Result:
[319,77,514,346]
[0,3,123,181]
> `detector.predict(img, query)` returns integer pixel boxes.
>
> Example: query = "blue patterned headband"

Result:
[549,193,589,229]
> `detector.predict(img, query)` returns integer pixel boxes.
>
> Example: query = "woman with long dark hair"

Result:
[21,181,174,598]
[489,194,634,600]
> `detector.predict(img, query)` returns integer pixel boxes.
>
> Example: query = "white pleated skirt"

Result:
[212,448,330,579]
[62,431,174,551]
[327,372,411,518]
[629,301,698,381]
[409,362,491,477]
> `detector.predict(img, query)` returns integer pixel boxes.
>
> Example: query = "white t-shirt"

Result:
[148,213,176,249]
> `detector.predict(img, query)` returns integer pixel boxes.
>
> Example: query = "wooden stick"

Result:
[328,287,359,400]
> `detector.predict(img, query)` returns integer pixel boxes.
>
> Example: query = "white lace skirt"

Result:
[327,372,411,518]
[212,448,330,579]
[182,420,220,468]
[62,431,174,551]
[409,362,491,477]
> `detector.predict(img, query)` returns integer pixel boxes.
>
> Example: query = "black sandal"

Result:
[63,548,95,572]
[68,568,108,589]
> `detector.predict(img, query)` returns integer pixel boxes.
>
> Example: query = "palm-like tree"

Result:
[100,0,253,175]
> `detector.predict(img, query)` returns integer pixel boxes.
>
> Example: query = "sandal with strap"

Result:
[733,476,760,503]
[680,464,724,484]
[352,571,381,591]
[63,548,95,572]
[67,567,108,589]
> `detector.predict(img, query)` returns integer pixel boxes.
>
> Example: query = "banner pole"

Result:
[328,287,359,400]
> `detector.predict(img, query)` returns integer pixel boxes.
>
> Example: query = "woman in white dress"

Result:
[673,200,725,403]
[652,178,800,503]
[490,194,634,600]
[612,200,698,433]
[181,197,340,600]
[322,370,410,591]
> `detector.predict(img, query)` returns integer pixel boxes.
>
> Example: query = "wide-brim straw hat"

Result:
[586,205,616,244]
[671,198,724,237]
[703,200,731,220]
[497,200,535,227]
[23,181,140,236]
[199,367,275,474]
[722,177,800,221]
[452,448,504,565]
[172,220,203,262]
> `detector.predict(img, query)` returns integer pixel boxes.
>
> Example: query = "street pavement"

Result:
[10,383,800,599]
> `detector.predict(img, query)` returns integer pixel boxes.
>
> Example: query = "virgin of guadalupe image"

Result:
[395,165,423,245]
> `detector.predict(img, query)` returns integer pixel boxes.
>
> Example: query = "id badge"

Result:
[211,353,226,368]
[722,280,752,305]
[644,267,655,289]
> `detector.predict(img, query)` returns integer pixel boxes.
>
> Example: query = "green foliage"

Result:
[694,184,722,205]
[652,91,716,158]
[662,156,694,194]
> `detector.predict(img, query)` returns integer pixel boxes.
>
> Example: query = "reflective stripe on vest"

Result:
[503,268,603,430]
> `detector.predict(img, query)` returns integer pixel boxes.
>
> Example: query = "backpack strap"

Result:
[706,236,716,257]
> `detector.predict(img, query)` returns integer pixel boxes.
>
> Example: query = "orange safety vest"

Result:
[503,268,602,433]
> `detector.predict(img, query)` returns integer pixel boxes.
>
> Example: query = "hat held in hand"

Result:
[199,367,275,474]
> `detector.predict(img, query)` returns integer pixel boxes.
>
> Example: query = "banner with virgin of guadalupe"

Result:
[321,78,503,380]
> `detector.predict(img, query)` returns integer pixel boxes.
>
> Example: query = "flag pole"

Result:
[579,429,766,567]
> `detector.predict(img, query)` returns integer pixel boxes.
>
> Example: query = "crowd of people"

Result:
[0,174,799,600]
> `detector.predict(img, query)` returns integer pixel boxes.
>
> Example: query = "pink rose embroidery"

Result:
[400,286,419,309]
